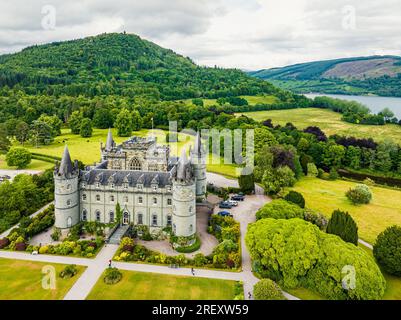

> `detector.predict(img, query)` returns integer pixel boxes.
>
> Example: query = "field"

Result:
[8,128,239,177]
[240,108,401,144]
[289,177,401,244]
[87,270,241,300]
[0,154,53,171]
[181,94,278,107]
[0,258,85,300]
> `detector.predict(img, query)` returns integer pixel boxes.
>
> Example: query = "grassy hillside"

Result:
[289,177,401,244]
[250,56,401,96]
[239,108,401,144]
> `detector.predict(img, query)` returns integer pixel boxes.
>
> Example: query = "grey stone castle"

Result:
[54,130,207,238]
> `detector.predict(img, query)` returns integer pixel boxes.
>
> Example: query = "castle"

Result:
[53,130,207,238]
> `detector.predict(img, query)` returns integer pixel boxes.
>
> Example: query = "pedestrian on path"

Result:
[108,259,112,268]
[191,267,195,276]
[248,292,252,300]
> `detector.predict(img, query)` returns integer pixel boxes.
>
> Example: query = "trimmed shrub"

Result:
[104,268,123,285]
[0,237,10,249]
[346,184,372,204]
[307,163,318,177]
[256,199,304,220]
[254,279,286,300]
[326,210,358,245]
[15,242,27,251]
[284,191,305,208]
[175,236,201,253]
[373,226,401,276]
[303,209,328,230]
[246,218,385,300]
[59,265,78,279]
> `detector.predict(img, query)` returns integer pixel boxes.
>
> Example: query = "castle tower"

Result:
[190,132,207,202]
[54,145,80,229]
[172,148,196,237]
[101,128,115,161]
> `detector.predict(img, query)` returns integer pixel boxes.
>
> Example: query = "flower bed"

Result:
[114,215,241,270]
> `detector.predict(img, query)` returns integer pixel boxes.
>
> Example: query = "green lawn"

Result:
[0,258,85,300]
[240,108,401,144]
[289,177,401,244]
[87,270,241,300]
[8,128,239,177]
[286,287,325,300]
[181,95,278,107]
[0,154,53,171]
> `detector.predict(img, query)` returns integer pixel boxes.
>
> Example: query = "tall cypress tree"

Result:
[326,210,358,245]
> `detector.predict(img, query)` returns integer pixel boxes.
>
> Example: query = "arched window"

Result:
[152,214,158,226]
[137,213,143,225]
[67,216,72,228]
[96,211,101,222]
[82,209,87,221]
[109,211,115,223]
[129,157,142,171]
[123,212,130,225]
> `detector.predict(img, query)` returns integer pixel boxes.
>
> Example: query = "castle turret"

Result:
[54,145,80,229]
[171,148,196,237]
[190,132,207,201]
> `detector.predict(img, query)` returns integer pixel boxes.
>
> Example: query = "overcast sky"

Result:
[1,0,401,70]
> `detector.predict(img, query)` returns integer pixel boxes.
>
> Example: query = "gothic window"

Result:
[96,194,101,202]
[137,213,143,225]
[109,211,115,223]
[129,157,142,171]
[153,197,157,205]
[167,215,172,226]
[138,196,143,204]
[152,214,158,226]
[67,216,72,228]
[82,194,87,201]
[167,198,172,205]
[96,211,101,222]
[110,195,115,202]
[82,210,87,221]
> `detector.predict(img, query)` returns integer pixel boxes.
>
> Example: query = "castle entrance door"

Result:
[123,212,130,225]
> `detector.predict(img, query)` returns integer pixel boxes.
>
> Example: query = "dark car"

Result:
[231,194,245,201]
[218,211,233,218]
[219,201,233,209]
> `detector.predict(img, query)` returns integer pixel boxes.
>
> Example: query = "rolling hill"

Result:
[249,56,401,97]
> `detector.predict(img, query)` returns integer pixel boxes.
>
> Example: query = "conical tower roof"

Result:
[105,128,114,151]
[177,147,189,180]
[58,145,73,177]
[192,131,204,155]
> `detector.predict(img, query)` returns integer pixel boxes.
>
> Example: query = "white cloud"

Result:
[0,0,400,69]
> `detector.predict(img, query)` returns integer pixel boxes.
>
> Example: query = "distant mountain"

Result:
[249,56,401,97]
[0,33,280,100]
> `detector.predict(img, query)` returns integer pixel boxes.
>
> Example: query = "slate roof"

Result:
[81,169,173,187]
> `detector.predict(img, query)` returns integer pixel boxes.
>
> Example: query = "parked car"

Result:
[219,201,233,209]
[231,194,245,201]
[227,200,238,206]
[217,211,233,218]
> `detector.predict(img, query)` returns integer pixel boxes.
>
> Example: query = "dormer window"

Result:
[96,183,100,188]
[152,185,157,191]
[81,182,86,188]
[166,186,172,192]
[111,183,115,189]
[137,185,143,190]
[124,183,128,189]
